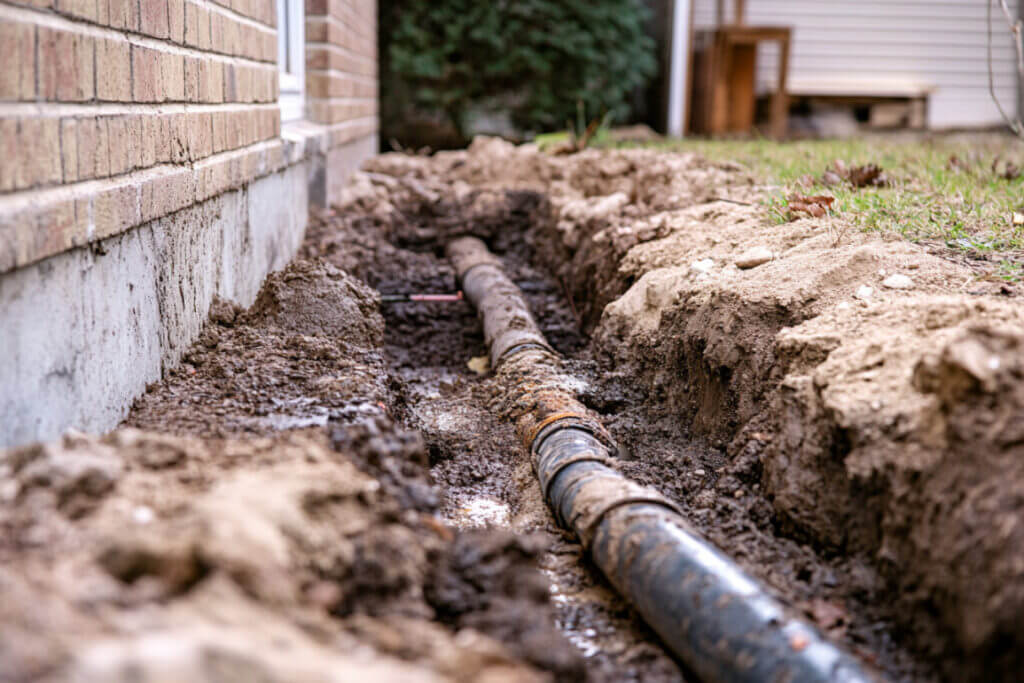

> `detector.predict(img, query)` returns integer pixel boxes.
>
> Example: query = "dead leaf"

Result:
[820,170,843,186]
[948,154,969,172]
[787,193,835,219]
[821,160,888,188]
[796,173,816,188]
[993,157,1021,180]
[847,164,889,188]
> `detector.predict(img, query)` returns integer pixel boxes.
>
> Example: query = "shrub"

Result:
[382,0,656,144]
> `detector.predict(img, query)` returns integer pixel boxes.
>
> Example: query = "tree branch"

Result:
[988,0,1024,139]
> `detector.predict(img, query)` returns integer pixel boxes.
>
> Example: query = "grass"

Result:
[613,134,1024,279]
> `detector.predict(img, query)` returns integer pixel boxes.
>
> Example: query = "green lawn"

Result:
[620,134,1024,280]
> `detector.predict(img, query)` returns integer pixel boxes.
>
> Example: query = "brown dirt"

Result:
[4,137,1023,682]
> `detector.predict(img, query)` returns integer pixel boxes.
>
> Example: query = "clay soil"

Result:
[3,138,1023,682]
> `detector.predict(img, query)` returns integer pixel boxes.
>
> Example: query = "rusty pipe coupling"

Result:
[447,237,874,683]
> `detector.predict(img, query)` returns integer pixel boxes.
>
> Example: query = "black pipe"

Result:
[448,237,877,682]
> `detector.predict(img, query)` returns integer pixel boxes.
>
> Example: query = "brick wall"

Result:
[0,0,378,274]
[305,0,377,143]
[0,0,378,446]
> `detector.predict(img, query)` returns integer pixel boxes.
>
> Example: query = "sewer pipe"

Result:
[447,236,874,683]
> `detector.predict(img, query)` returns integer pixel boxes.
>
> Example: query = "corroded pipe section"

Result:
[448,237,875,683]
[447,237,553,366]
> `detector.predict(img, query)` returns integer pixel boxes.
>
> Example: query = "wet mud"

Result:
[4,138,1023,682]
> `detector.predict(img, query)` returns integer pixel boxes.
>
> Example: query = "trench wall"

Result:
[0,0,378,446]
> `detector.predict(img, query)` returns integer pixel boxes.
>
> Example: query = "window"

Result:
[277,0,305,122]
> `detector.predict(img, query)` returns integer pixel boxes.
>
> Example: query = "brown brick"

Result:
[139,0,170,38]
[306,18,326,43]
[211,110,227,152]
[39,28,94,102]
[140,168,193,222]
[168,113,189,162]
[139,115,158,167]
[221,15,239,55]
[196,3,211,49]
[76,117,111,180]
[59,118,79,183]
[131,46,162,102]
[184,56,200,100]
[0,120,20,191]
[153,115,172,162]
[222,63,237,102]
[56,0,99,21]
[168,0,185,42]
[161,52,185,101]
[0,22,35,100]
[107,0,138,29]
[96,38,132,102]
[94,182,140,238]
[20,118,63,188]
[199,58,223,103]
[106,116,135,175]
[209,11,222,52]
[184,0,199,46]
[187,111,213,159]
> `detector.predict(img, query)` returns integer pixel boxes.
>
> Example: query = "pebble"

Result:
[694,468,706,476]
[854,285,874,301]
[836,301,852,311]
[733,489,744,499]
[132,505,154,525]
[734,246,773,269]
[690,258,715,274]
[882,273,914,290]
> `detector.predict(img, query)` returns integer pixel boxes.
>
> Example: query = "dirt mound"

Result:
[0,428,577,682]
[249,258,383,344]
[128,258,389,438]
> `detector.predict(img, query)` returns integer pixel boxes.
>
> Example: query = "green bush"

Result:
[382,0,656,144]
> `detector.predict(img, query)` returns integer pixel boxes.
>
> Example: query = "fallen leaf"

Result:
[796,173,816,188]
[948,154,969,171]
[787,193,835,219]
[467,356,490,375]
[847,163,889,188]
[992,157,1021,180]
[820,170,843,186]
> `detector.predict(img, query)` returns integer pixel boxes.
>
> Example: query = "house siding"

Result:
[693,0,1021,128]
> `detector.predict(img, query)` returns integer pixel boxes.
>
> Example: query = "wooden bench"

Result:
[787,77,936,129]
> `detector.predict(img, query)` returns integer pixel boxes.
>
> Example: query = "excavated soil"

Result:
[3,137,1023,682]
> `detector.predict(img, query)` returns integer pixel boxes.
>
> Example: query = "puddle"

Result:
[446,494,512,529]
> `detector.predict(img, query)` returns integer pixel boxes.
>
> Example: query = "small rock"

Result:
[836,301,852,311]
[734,246,773,269]
[1013,212,1024,226]
[132,506,154,525]
[690,258,714,274]
[693,469,706,477]
[854,285,873,301]
[882,274,914,290]
[467,356,490,375]
[733,489,744,499]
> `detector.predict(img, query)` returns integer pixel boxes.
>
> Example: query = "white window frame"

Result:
[277,0,305,122]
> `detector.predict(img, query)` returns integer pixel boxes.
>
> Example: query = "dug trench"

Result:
[3,140,1022,682]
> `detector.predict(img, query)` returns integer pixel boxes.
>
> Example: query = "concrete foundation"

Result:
[0,160,311,448]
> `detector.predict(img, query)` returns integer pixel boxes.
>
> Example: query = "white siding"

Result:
[693,0,1021,128]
